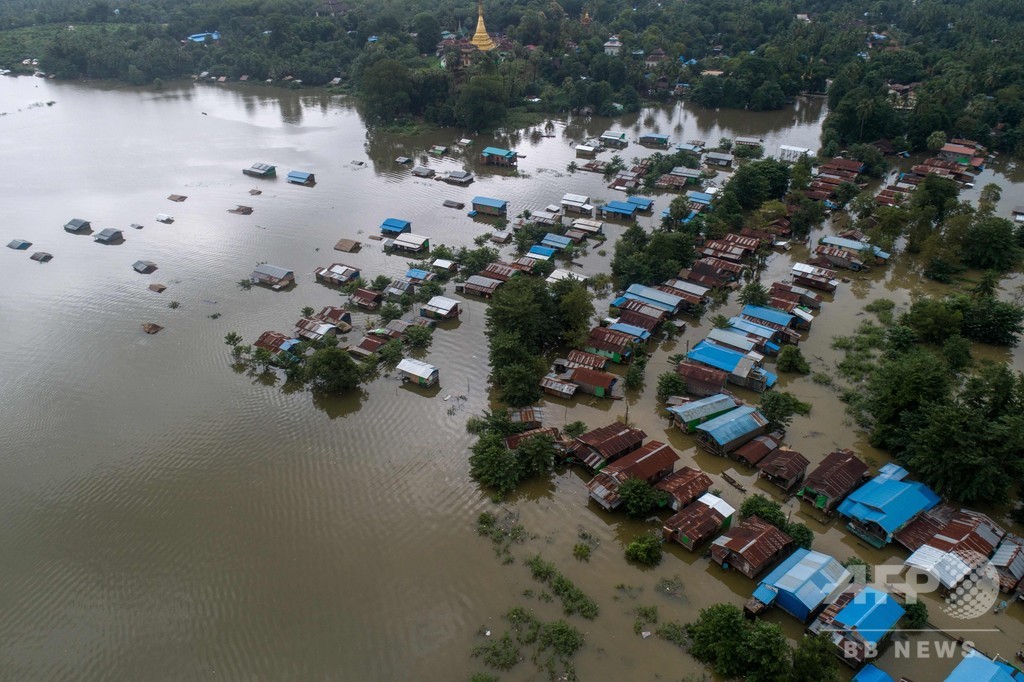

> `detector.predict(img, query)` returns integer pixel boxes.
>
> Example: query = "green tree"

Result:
[360,59,412,123]
[926,130,947,151]
[379,302,403,323]
[786,523,813,550]
[224,331,242,347]
[686,604,750,678]
[776,346,810,374]
[905,298,963,343]
[514,433,557,479]
[866,350,951,452]
[624,531,663,566]
[469,433,523,496]
[744,621,792,682]
[904,601,929,629]
[942,335,972,371]
[738,281,770,307]
[758,391,811,432]
[565,421,587,439]
[791,634,840,682]
[411,13,440,55]
[739,494,788,529]
[403,324,433,349]
[656,371,686,402]
[617,477,664,518]
[962,217,1020,271]
[304,347,364,393]
[456,76,506,131]
[550,278,594,348]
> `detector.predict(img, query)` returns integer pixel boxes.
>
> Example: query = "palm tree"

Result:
[855,97,876,141]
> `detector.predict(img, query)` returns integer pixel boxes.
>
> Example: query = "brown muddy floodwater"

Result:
[0,78,1022,681]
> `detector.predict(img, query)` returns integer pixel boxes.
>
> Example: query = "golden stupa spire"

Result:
[582,8,591,26]
[470,0,496,51]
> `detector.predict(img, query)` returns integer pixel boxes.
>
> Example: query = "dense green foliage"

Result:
[616,477,666,519]
[303,346,365,393]
[468,420,559,497]
[758,391,811,432]
[624,531,662,566]
[611,224,694,287]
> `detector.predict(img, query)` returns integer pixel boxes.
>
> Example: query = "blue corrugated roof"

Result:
[627,196,654,209]
[541,233,571,249]
[833,587,905,646]
[287,170,312,180]
[381,218,411,234]
[608,323,651,340]
[945,650,1024,681]
[601,201,638,216]
[758,549,852,621]
[686,191,713,204]
[667,394,736,423]
[854,664,894,682]
[837,477,940,534]
[613,294,669,313]
[472,196,508,209]
[687,341,745,373]
[529,245,555,258]
[406,268,430,280]
[695,405,768,445]
[752,583,778,605]
[481,146,516,158]
[743,305,794,328]
[642,133,670,141]
[626,284,682,310]
[729,318,778,340]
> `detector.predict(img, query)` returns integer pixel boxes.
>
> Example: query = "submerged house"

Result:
[797,449,869,514]
[567,423,646,471]
[314,263,360,285]
[243,163,276,178]
[901,510,1005,590]
[733,434,782,467]
[676,361,729,397]
[584,327,636,363]
[614,283,683,315]
[396,358,439,387]
[471,196,508,216]
[639,133,670,148]
[480,146,518,166]
[351,287,383,310]
[599,130,628,148]
[316,306,352,331]
[254,331,295,354]
[667,393,740,433]
[380,218,412,237]
[807,585,905,666]
[64,218,91,233]
[695,405,770,457]
[655,466,713,511]
[836,464,940,548]
[463,274,503,298]
[250,263,295,290]
[587,441,680,511]
[94,228,124,244]
[943,650,1024,681]
[686,341,777,393]
[710,516,794,579]
[420,295,461,320]
[561,193,594,215]
[567,367,620,398]
[663,494,735,550]
[132,260,157,274]
[286,170,315,186]
[756,448,809,492]
[991,536,1024,593]
[750,549,853,622]
[294,317,339,342]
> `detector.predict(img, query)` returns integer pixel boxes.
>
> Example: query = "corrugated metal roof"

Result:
[760,548,852,617]
[852,664,894,682]
[253,263,293,279]
[758,448,809,481]
[707,328,758,353]
[608,322,650,340]
[586,327,636,352]
[734,435,781,466]
[627,196,654,209]
[481,147,515,158]
[802,449,868,502]
[381,218,411,232]
[465,275,503,289]
[728,317,777,341]
[423,296,459,314]
[569,367,617,390]
[667,394,737,422]
[676,361,728,386]
[629,283,686,307]
[944,649,1024,682]
[696,405,769,446]
[687,341,749,373]
[904,545,975,589]
[573,423,646,460]
[664,498,729,544]
[655,467,712,503]
[837,477,940,534]
[742,304,794,328]
[542,234,572,248]
[697,493,735,518]
[711,516,792,569]
[565,349,606,369]
[821,236,890,259]
[527,245,555,259]
[823,586,904,647]
[602,440,679,481]
[472,196,508,209]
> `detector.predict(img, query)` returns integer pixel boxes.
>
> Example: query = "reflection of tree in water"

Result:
[278,95,303,125]
[311,388,368,419]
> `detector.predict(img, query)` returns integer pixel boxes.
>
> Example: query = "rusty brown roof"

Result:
[655,284,702,305]
[586,327,636,353]
[316,306,351,325]
[254,331,290,352]
[352,288,381,302]
[712,515,793,568]
[928,510,1005,556]
[618,308,661,331]
[618,298,667,321]
[757,448,809,480]
[480,262,517,282]
[655,466,712,504]
[569,367,617,390]
[602,441,679,481]
[677,361,728,385]
[698,256,745,273]
[664,502,727,543]
[894,505,955,552]
[566,349,608,369]
[733,435,781,466]
[803,449,868,501]
[571,423,646,459]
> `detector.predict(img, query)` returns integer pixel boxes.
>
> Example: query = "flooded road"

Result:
[0,78,1021,680]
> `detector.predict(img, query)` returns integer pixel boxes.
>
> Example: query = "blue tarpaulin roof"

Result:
[381,218,411,234]
[853,665,894,682]
[626,196,654,210]
[608,323,651,341]
[757,549,852,621]
[528,245,555,259]
[472,196,508,210]
[406,268,430,280]
[945,650,1024,681]
[832,587,905,646]
[837,476,940,534]
[601,200,638,216]
[541,233,572,249]
[743,305,794,328]
[695,405,769,445]
[667,394,736,423]
[481,146,516,159]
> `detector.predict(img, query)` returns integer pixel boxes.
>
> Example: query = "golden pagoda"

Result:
[582,8,592,26]
[470,0,496,52]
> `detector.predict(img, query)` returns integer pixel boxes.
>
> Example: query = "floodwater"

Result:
[0,77,1021,681]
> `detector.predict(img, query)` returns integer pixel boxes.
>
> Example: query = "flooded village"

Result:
[2,73,1024,682]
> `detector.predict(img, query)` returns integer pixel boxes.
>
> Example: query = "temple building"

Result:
[470,1,496,52]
